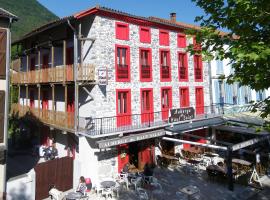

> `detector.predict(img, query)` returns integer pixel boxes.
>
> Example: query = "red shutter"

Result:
[0,29,7,79]
[0,91,5,143]
[180,87,189,107]
[116,89,131,127]
[159,30,169,46]
[177,34,186,48]
[195,87,204,114]
[140,27,151,43]
[141,88,154,123]
[116,22,129,40]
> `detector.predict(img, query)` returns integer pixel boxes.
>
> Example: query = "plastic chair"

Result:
[130,176,142,191]
[137,188,149,200]
[101,188,113,199]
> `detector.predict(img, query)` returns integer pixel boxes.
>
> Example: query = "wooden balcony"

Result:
[11,64,95,85]
[11,104,74,131]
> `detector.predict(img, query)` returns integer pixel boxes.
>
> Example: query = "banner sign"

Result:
[169,107,195,123]
[98,67,108,85]
[97,130,165,149]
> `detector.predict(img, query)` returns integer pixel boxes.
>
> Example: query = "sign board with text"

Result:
[169,107,195,123]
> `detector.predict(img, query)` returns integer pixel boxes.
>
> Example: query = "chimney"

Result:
[170,12,176,22]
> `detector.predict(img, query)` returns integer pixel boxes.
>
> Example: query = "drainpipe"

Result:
[3,17,12,198]
[208,61,214,113]
[67,19,79,133]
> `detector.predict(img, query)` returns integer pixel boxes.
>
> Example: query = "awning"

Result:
[97,129,165,149]
[165,117,225,134]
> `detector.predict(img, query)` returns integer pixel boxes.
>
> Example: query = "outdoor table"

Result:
[179,185,200,200]
[187,159,201,165]
[204,153,218,158]
[65,192,82,200]
[161,154,179,165]
[232,158,252,166]
[100,180,116,188]
[207,165,237,176]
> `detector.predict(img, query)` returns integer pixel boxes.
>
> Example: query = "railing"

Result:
[11,104,74,130]
[179,67,187,80]
[81,104,224,136]
[141,65,151,79]
[11,64,95,84]
[195,68,202,80]
[161,66,170,79]
[117,64,129,79]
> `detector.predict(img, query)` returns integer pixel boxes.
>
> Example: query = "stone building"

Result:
[0,7,17,199]
[11,6,229,188]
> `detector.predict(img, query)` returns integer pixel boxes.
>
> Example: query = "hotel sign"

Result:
[169,107,195,123]
[97,130,165,149]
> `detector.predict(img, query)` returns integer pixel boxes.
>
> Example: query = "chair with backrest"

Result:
[137,188,149,200]
[130,176,142,191]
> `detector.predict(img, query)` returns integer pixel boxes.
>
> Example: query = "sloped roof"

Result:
[0,7,18,21]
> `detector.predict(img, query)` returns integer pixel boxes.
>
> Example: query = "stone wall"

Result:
[79,15,211,119]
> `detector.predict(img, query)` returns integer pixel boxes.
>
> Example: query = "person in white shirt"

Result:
[256,153,262,175]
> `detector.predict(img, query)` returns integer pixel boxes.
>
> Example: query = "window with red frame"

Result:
[195,87,204,115]
[140,27,151,43]
[116,22,129,40]
[177,34,186,48]
[193,37,202,50]
[159,30,169,46]
[161,87,172,120]
[160,50,171,81]
[140,48,152,81]
[116,90,131,127]
[180,87,189,107]
[141,89,154,123]
[194,55,203,81]
[116,45,130,81]
[178,53,188,81]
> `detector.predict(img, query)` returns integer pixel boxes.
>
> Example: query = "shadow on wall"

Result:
[8,184,31,200]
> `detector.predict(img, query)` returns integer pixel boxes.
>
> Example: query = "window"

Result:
[194,55,203,81]
[233,96,237,105]
[140,48,152,81]
[116,89,131,127]
[178,53,188,81]
[30,57,35,71]
[180,87,189,107]
[160,50,171,81]
[141,89,154,123]
[216,60,223,75]
[159,30,169,46]
[115,45,130,82]
[116,22,129,40]
[140,27,151,43]
[161,87,172,120]
[193,37,202,50]
[195,87,204,115]
[177,34,186,48]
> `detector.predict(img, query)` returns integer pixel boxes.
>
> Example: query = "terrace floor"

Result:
[44,165,270,200]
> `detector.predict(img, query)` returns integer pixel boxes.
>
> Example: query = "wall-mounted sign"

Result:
[169,107,195,123]
[98,67,108,85]
[97,130,165,149]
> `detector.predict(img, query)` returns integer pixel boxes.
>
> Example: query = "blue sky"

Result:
[38,0,205,25]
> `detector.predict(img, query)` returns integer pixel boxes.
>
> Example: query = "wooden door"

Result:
[117,144,129,173]
[42,54,49,82]
[116,90,131,127]
[0,91,5,143]
[195,87,204,115]
[0,29,7,79]
[66,47,73,81]
[161,87,172,120]
[29,89,35,108]
[141,89,154,124]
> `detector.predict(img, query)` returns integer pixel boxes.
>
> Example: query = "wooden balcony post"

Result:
[18,85,20,104]
[38,50,41,83]
[51,45,54,82]
[64,84,67,127]
[38,84,41,117]
[51,84,55,124]
[26,85,28,106]
[63,40,66,82]
[26,54,29,72]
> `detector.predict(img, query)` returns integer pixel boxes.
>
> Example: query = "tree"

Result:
[189,0,270,118]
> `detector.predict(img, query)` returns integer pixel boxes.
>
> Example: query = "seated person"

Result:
[122,163,130,173]
[76,176,87,195]
[143,163,153,176]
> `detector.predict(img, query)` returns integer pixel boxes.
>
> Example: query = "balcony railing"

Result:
[179,67,187,80]
[11,64,95,84]
[195,68,202,80]
[161,66,170,79]
[81,104,225,136]
[11,104,74,130]
[141,65,151,79]
[117,64,129,79]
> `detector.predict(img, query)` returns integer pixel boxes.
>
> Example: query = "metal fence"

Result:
[81,104,225,136]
